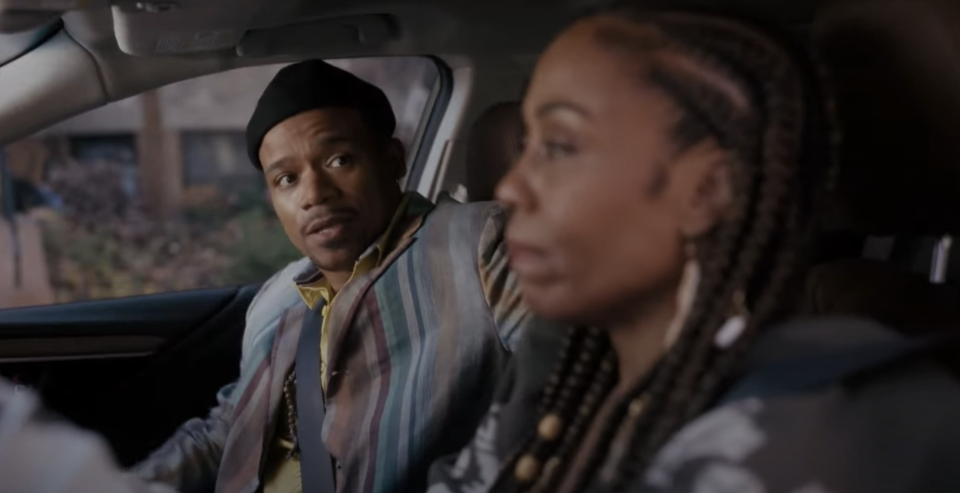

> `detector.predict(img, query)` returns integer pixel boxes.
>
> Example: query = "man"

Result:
[131,60,531,493]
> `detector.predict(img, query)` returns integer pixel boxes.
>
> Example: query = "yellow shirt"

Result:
[263,194,411,493]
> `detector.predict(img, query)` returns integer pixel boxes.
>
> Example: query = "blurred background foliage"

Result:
[39,161,301,303]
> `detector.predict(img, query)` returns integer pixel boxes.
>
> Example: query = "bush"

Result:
[223,207,302,286]
[40,162,302,303]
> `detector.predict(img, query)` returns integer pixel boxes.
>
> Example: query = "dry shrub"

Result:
[40,161,300,303]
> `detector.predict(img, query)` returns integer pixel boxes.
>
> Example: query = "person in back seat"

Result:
[430,5,960,493]
[131,60,538,493]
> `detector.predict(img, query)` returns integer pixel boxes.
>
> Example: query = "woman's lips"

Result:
[506,240,550,277]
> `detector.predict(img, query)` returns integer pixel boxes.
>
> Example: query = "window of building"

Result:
[181,131,257,188]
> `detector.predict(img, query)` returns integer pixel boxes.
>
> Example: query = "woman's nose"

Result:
[495,160,533,213]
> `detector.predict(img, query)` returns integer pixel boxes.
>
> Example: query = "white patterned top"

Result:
[0,378,178,493]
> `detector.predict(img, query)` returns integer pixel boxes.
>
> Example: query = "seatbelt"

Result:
[295,303,337,493]
[722,326,960,404]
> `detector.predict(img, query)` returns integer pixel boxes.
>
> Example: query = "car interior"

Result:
[0,0,958,469]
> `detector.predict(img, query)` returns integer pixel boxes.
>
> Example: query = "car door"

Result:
[0,286,258,466]
[0,55,451,467]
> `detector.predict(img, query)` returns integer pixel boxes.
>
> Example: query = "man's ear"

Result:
[386,138,407,181]
[678,154,734,238]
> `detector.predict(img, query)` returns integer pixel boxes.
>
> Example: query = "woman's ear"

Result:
[677,152,734,238]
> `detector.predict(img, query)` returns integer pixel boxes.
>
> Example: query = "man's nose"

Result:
[299,168,340,210]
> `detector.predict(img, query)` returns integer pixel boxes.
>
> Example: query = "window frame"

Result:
[403,56,454,192]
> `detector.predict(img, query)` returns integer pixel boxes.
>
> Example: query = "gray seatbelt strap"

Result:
[295,303,337,493]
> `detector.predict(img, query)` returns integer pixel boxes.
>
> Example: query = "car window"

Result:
[0,56,442,309]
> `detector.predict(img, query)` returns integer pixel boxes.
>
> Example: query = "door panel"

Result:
[0,284,259,465]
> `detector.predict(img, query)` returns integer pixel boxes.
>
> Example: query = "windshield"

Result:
[0,20,60,67]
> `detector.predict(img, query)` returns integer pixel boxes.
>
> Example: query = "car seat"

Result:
[464,101,523,202]
[804,0,960,366]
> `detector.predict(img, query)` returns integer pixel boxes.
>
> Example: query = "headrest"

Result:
[805,258,960,375]
[465,102,523,202]
[814,0,960,235]
[805,258,960,333]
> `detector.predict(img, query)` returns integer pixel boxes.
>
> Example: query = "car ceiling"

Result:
[0,0,824,144]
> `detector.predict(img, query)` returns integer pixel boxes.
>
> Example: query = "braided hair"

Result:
[495,6,839,493]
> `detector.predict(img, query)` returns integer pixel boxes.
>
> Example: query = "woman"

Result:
[429,5,960,493]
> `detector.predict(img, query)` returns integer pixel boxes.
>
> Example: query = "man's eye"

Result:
[277,174,297,186]
[329,155,355,168]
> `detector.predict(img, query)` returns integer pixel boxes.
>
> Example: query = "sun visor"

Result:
[235,14,400,58]
[111,0,264,56]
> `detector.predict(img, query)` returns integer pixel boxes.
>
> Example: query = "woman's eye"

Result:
[330,155,355,168]
[543,141,574,160]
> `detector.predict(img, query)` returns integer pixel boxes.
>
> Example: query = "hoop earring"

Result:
[664,242,700,349]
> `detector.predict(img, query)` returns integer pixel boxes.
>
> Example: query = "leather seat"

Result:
[805,259,960,334]
[464,101,523,202]
[805,0,960,366]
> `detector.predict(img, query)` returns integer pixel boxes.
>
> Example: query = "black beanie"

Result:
[245,60,397,169]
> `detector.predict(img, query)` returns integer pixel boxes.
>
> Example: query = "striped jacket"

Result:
[131,194,532,493]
